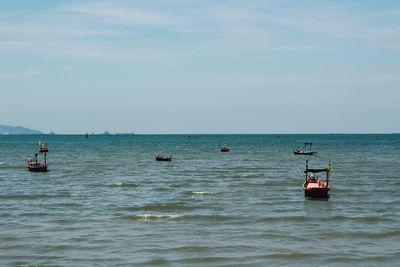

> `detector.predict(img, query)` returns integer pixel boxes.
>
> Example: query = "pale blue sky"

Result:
[1,0,399,134]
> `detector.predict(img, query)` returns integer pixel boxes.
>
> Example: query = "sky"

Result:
[1,0,400,134]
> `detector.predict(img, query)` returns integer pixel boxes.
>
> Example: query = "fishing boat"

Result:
[155,154,172,161]
[39,142,48,153]
[220,144,230,152]
[27,153,48,172]
[292,142,316,155]
[303,159,331,198]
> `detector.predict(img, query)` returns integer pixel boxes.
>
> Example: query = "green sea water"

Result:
[0,134,399,266]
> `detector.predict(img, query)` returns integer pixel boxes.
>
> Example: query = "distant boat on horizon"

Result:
[220,144,230,152]
[39,141,48,153]
[155,154,173,161]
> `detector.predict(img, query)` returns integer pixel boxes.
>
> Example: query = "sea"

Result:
[0,134,399,266]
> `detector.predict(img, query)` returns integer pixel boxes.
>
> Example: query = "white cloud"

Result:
[59,2,174,27]
[0,69,43,79]
[1,0,400,62]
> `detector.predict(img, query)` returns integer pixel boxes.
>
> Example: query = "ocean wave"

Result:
[138,245,210,254]
[126,202,188,212]
[316,214,397,224]
[130,214,182,221]
[0,194,57,200]
[186,214,240,222]
[0,235,19,241]
[19,212,48,217]
[142,258,169,265]
[155,187,175,192]
[110,182,138,188]
[323,253,400,264]
[129,213,240,222]
[192,191,217,195]
[261,214,396,225]
[262,215,307,223]
[55,202,83,209]
[52,218,74,225]
[266,252,322,259]
[323,230,400,239]
[184,191,222,196]
[232,174,253,179]
[0,163,24,170]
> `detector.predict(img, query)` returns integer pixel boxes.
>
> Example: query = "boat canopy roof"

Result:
[305,167,330,173]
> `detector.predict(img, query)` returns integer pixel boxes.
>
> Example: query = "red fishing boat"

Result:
[303,159,331,198]
[155,154,173,161]
[27,153,48,172]
[220,144,230,152]
[39,142,48,153]
[292,142,316,155]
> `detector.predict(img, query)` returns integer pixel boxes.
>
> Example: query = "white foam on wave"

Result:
[131,214,182,220]
[191,191,219,195]
[233,174,252,179]
[111,181,137,187]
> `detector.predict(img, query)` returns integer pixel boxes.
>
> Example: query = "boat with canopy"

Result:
[303,159,331,198]
[27,153,48,172]
[293,142,317,155]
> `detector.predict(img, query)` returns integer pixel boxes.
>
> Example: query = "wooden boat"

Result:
[27,153,48,172]
[39,143,48,153]
[155,154,172,161]
[293,142,316,155]
[303,159,331,198]
[220,144,230,152]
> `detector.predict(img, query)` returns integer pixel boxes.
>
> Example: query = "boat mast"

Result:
[326,171,329,186]
[304,142,312,152]
[44,153,47,166]
[326,161,331,186]
[305,158,308,182]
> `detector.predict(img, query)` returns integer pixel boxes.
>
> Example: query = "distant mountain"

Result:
[0,124,43,134]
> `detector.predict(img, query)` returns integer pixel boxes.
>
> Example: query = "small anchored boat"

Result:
[27,153,48,172]
[38,141,49,153]
[155,154,173,161]
[292,142,316,155]
[220,144,230,152]
[303,159,331,198]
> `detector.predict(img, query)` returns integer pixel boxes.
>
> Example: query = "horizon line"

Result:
[1,132,399,136]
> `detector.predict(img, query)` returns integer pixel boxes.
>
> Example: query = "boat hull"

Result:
[28,166,48,172]
[293,151,315,155]
[304,188,329,198]
[155,157,172,161]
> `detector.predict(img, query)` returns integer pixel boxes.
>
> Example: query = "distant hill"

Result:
[0,124,43,135]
